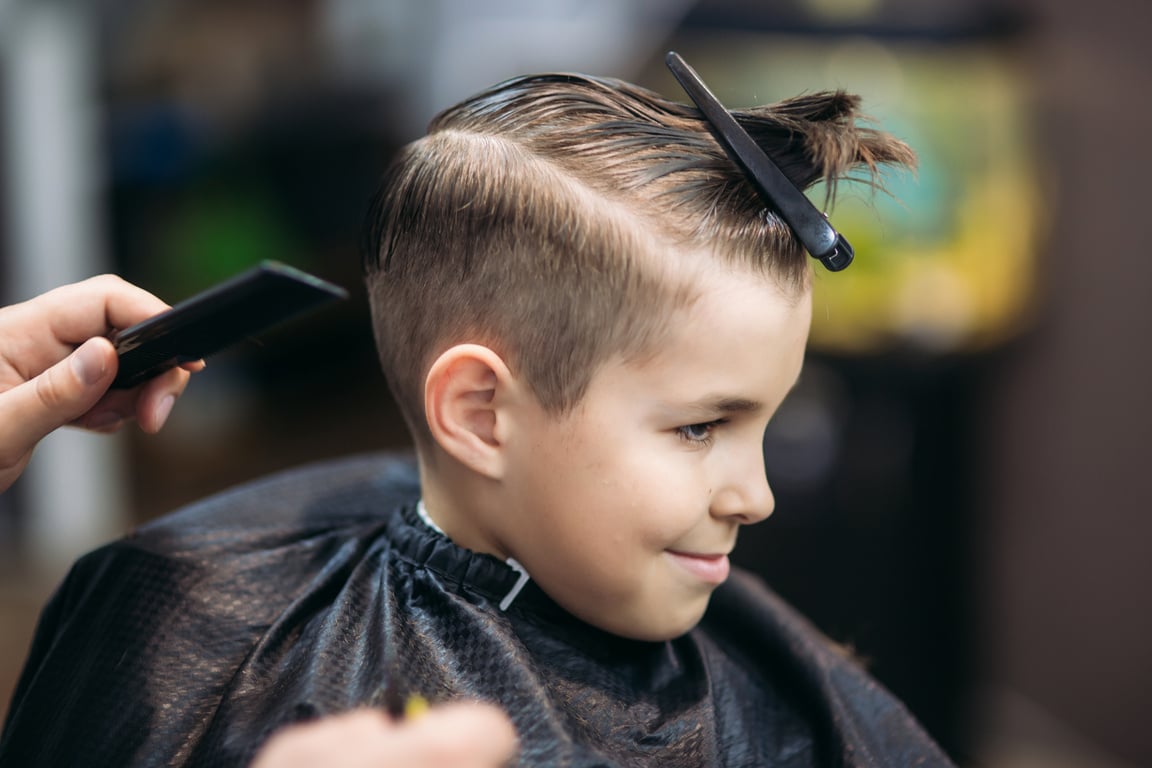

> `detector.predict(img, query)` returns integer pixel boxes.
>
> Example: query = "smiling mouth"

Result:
[666,551,731,585]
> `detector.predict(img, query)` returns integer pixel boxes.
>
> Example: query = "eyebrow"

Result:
[680,396,763,416]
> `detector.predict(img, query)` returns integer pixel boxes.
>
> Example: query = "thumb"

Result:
[0,337,118,453]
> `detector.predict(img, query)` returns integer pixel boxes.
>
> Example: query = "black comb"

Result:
[665,51,854,272]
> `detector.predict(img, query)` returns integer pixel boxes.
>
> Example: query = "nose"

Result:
[710,448,775,525]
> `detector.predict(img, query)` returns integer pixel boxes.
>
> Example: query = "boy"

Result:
[2,61,949,767]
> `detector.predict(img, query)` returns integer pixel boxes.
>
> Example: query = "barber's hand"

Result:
[0,274,201,492]
[250,703,518,768]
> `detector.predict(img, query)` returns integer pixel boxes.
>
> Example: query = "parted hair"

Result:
[362,72,914,444]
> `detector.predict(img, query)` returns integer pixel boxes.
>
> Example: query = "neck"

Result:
[418,451,508,559]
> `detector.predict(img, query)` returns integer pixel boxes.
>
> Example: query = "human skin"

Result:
[249,702,518,768]
[422,259,813,641]
[0,274,200,493]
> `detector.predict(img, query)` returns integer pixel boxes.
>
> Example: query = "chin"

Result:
[608,606,709,643]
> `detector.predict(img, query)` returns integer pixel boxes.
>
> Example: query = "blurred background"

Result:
[1,0,1149,765]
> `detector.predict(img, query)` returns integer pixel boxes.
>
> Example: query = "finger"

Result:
[400,702,518,766]
[79,364,196,434]
[250,710,398,768]
[134,366,193,433]
[35,274,171,344]
[90,274,171,331]
[249,704,517,768]
[0,338,118,458]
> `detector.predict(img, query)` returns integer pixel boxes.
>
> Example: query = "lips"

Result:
[666,550,731,585]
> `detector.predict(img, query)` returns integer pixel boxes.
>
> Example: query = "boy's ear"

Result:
[424,344,515,479]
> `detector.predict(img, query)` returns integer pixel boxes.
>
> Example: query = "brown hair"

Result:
[363,72,914,444]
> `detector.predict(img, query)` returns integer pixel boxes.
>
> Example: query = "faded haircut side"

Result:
[363,72,915,445]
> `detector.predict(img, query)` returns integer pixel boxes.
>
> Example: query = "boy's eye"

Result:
[677,420,724,444]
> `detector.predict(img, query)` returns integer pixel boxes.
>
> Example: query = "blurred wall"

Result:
[979,0,1152,764]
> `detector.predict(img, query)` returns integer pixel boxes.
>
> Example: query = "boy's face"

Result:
[490,261,812,641]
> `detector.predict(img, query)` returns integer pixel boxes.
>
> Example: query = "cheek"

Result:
[626,445,707,501]
[531,424,704,542]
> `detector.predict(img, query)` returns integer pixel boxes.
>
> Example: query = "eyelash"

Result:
[676,419,727,447]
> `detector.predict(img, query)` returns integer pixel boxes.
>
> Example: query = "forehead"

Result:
[634,230,811,313]
[588,262,813,409]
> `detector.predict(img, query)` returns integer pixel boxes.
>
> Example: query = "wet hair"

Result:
[362,72,914,444]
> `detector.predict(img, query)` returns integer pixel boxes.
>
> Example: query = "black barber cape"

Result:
[2,454,954,767]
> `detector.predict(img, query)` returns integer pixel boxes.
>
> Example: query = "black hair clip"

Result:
[665,51,854,272]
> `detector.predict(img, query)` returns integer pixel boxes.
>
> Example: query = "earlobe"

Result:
[425,344,512,479]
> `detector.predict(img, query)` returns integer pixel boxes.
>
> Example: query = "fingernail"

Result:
[154,394,176,430]
[71,340,107,386]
